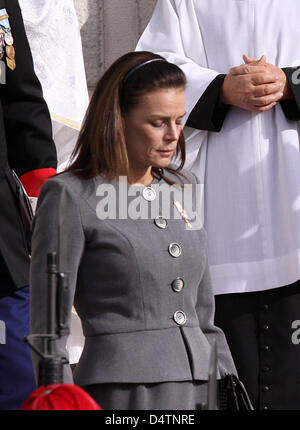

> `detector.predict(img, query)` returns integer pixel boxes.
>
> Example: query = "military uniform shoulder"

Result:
[0,1,18,71]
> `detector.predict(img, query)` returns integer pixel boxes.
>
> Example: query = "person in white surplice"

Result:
[136,0,300,410]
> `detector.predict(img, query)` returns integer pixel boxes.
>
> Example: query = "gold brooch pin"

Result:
[173,201,192,229]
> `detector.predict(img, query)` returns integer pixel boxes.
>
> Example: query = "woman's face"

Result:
[123,87,186,180]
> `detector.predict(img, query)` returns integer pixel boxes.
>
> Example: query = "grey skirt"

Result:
[83,381,208,410]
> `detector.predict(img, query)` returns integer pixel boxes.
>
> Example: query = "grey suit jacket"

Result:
[30,167,237,387]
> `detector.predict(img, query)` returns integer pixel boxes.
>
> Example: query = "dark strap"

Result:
[0,104,8,171]
[5,165,33,253]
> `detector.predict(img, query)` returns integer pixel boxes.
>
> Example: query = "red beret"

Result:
[21,384,102,410]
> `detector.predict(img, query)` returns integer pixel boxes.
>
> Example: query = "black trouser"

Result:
[214,280,300,410]
[0,264,36,409]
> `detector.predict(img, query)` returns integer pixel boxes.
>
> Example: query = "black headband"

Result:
[123,58,167,84]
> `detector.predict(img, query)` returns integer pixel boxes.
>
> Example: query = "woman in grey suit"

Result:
[30,51,237,410]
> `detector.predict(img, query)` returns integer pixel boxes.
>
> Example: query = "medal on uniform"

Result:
[5,39,16,70]
[0,9,10,30]
[0,30,5,60]
[0,9,16,71]
[6,45,15,59]
[173,201,192,229]
[4,30,13,46]
[6,44,15,69]
[0,31,4,48]
[6,57,15,71]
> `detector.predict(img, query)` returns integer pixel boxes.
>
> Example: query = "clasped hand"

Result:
[221,54,292,112]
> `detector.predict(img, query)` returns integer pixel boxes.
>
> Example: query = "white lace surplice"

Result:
[19,0,89,172]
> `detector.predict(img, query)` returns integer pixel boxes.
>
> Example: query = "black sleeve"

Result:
[280,67,300,121]
[185,74,230,132]
[0,0,57,177]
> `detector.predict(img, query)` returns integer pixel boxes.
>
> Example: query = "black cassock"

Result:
[187,64,300,411]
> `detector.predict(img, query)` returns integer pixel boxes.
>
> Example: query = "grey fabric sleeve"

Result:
[30,178,85,384]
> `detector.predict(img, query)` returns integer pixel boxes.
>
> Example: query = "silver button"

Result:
[173,310,187,326]
[154,216,168,229]
[168,243,182,258]
[142,186,156,201]
[172,278,184,293]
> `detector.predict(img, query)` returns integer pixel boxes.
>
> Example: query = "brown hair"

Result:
[65,51,187,182]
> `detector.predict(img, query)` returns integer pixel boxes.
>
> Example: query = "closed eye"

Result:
[151,121,164,127]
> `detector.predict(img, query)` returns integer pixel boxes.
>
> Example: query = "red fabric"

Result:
[20,384,102,410]
[20,168,57,197]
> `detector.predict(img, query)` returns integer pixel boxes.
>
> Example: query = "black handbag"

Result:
[218,374,254,410]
